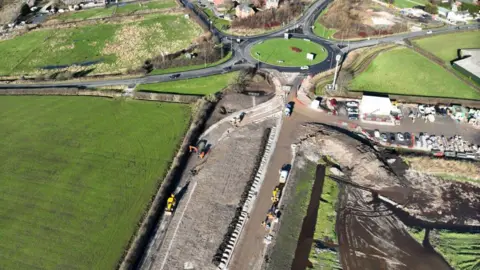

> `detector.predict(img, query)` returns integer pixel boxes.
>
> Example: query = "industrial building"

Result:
[452,49,480,85]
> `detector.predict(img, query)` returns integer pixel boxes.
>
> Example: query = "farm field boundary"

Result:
[0,88,203,103]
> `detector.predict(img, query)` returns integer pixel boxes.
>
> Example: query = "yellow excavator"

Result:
[165,194,176,215]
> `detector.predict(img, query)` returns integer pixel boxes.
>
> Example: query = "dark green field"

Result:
[0,96,191,269]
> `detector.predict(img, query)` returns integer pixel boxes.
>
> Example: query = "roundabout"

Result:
[250,38,328,67]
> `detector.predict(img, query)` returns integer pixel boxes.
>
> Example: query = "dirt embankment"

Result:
[320,0,408,39]
[297,124,480,226]
[291,124,477,269]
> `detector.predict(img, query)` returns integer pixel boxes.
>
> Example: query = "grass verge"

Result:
[202,7,231,31]
[390,0,427,9]
[308,176,341,269]
[137,72,238,95]
[251,38,328,67]
[0,96,191,269]
[412,31,480,63]
[408,228,480,270]
[149,51,232,75]
[266,161,316,270]
[313,8,337,39]
[349,47,480,100]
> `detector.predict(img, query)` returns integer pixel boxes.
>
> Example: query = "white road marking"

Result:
[159,181,198,270]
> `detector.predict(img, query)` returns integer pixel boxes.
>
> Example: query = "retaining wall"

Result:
[217,116,282,270]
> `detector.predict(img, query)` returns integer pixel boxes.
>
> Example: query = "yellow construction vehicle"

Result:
[271,187,281,203]
[165,194,176,215]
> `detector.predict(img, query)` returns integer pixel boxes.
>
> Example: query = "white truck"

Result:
[279,164,290,184]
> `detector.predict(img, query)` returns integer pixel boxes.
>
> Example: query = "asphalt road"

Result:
[0,0,478,89]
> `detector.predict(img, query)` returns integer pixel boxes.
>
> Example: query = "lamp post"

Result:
[332,54,342,91]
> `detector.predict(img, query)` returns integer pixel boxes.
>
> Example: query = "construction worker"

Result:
[166,194,176,212]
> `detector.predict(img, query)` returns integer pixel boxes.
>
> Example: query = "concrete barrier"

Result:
[218,116,282,270]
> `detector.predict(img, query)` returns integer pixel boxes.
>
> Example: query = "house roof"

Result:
[455,49,480,78]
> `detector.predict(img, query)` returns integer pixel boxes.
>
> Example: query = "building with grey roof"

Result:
[452,49,480,85]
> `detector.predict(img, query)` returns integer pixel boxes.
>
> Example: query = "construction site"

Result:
[132,66,480,270]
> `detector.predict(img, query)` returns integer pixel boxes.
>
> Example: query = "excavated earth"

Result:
[290,123,479,269]
[151,119,275,270]
[298,124,480,226]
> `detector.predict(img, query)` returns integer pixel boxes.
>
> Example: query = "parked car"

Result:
[427,30,433,34]
[348,114,359,120]
[169,74,180,79]
[380,133,388,142]
[300,66,309,70]
[374,130,380,138]
[347,107,359,114]
[346,101,359,107]
[397,132,404,141]
[389,133,396,141]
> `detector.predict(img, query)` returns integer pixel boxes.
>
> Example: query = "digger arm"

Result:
[189,146,198,153]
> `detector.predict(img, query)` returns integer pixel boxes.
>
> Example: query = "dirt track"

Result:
[147,120,274,270]
[337,186,451,270]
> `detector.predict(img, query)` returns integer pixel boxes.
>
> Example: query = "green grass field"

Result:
[266,162,316,270]
[54,0,177,21]
[0,96,191,269]
[413,31,480,63]
[408,229,480,270]
[250,38,328,67]
[138,72,238,95]
[390,0,427,8]
[150,51,233,75]
[308,176,340,269]
[349,47,480,100]
[0,14,202,76]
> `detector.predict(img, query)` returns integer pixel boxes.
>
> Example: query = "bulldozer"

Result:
[165,194,176,216]
[189,140,208,159]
